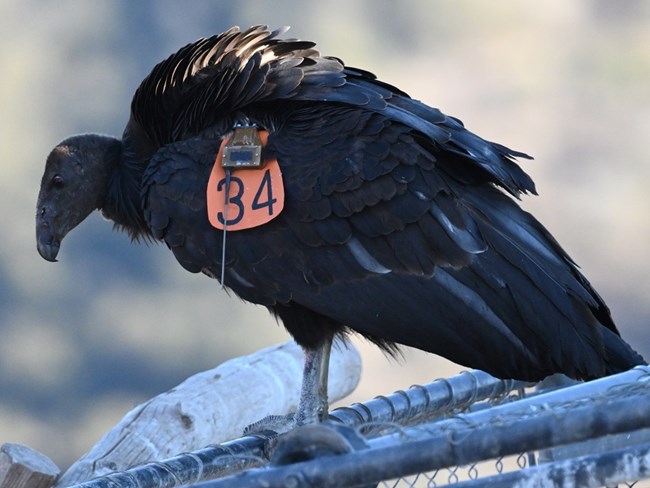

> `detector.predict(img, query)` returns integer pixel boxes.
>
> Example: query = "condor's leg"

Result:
[256,304,341,430]
[243,332,334,434]
[294,334,333,426]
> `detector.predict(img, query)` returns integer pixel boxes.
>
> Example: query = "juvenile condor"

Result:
[36,25,645,427]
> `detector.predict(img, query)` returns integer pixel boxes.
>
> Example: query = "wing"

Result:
[141,101,643,382]
[137,27,643,380]
[261,106,641,380]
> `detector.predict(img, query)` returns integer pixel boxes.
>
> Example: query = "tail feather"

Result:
[600,326,647,375]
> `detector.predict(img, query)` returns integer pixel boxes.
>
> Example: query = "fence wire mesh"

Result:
[69,366,650,488]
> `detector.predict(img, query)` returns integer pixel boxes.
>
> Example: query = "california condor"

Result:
[36,25,645,427]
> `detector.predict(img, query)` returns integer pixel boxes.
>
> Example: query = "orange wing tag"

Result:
[207,131,284,231]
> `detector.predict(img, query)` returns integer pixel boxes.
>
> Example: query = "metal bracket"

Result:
[221,126,264,169]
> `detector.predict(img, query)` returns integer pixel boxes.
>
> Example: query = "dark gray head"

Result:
[36,134,122,261]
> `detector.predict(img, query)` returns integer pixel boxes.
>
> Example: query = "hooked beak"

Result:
[36,206,60,262]
[37,233,60,262]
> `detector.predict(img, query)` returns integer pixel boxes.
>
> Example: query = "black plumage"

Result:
[36,26,645,426]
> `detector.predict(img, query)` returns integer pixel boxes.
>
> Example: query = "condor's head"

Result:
[36,134,121,262]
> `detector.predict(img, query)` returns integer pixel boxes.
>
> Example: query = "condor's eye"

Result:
[51,174,64,188]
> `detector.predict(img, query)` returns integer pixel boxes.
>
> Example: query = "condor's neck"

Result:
[102,132,153,241]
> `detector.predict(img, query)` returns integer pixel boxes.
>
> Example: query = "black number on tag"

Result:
[217,175,244,226]
[251,169,277,216]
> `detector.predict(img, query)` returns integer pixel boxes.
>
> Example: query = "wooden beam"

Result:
[0,444,59,488]
[55,340,361,486]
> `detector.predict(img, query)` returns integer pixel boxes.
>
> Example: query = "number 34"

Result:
[207,161,285,231]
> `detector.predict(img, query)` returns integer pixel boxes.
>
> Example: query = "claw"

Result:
[243,413,296,436]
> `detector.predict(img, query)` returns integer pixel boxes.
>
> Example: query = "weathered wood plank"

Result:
[55,340,361,487]
[0,444,59,488]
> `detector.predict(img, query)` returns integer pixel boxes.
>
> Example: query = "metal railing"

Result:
[69,366,650,488]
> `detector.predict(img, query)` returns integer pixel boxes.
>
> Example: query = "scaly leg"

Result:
[244,335,334,434]
[294,335,333,426]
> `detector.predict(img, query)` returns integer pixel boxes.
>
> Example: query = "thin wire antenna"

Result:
[220,168,232,289]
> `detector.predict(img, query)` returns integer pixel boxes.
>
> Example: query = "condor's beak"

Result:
[36,206,60,262]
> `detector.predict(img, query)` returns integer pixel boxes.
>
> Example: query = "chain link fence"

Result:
[69,366,650,488]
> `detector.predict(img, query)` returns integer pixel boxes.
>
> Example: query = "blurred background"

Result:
[1,0,648,469]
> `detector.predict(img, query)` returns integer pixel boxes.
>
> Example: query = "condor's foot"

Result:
[244,339,332,435]
[243,390,328,435]
[244,413,297,436]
